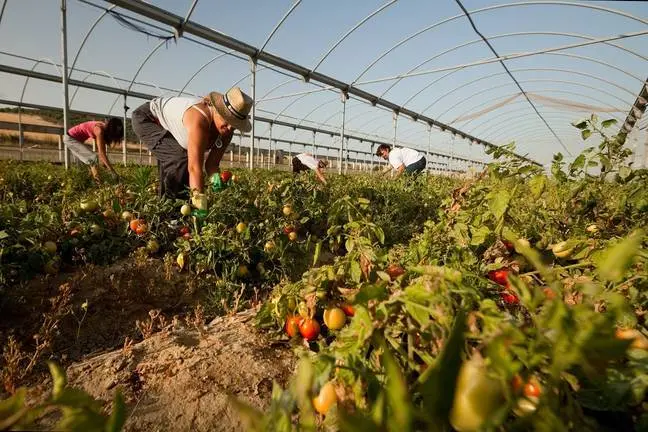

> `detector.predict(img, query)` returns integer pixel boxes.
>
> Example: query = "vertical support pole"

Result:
[58,135,63,162]
[339,91,347,175]
[269,123,274,168]
[148,150,152,165]
[344,137,350,174]
[18,107,23,161]
[249,57,256,170]
[238,133,242,168]
[139,140,142,164]
[312,130,316,157]
[370,143,374,171]
[392,111,398,146]
[288,142,292,159]
[60,0,70,169]
[123,95,128,165]
[427,124,432,174]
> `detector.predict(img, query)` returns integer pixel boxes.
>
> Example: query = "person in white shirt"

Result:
[376,144,426,178]
[292,153,328,184]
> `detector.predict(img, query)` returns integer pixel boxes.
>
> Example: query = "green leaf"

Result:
[417,310,466,427]
[601,118,617,128]
[48,361,67,400]
[596,230,645,282]
[528,175,546,199]
[229,397,266,431]
[470,225,491,246]
[572,121,588,130]
[0,388,27,429]
[581,129,592,140]
[618,166,632,180]
[0,230,8,240]
[339,410,381,432]
[380,339,412,432]
[488,189,511,221]
[105,390,125,432]
[350,260,362,284]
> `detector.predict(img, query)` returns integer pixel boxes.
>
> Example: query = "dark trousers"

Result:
[292,156,309,174]
[405,157,426,175]
[131,102,189,199]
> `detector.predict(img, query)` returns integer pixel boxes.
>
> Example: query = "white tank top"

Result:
[149,96,212,150]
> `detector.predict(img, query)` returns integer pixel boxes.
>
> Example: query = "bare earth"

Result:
[66,310,294,432]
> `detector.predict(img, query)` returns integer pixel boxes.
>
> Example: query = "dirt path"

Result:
[66,309,294,431]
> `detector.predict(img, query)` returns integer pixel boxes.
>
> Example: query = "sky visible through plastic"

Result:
[0,0,646,166]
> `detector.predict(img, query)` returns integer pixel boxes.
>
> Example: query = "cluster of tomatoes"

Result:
[487,241,520,305]
[284,304,355,342]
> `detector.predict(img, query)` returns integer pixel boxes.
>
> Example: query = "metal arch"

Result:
[107,40,168,115]
[486,119,578,142]
[69,5,117,78]
[0,0,7,29]
[351,1,648,84]
[363,79,630,140]
[70,70,123,107]
[19,59,63,106]
[126,39,168,94]
[378,34,647,100]
[258,78,301,102]
[442,79,632,125]
[489,126,579,145]
[294,97,339,128]
[178,51,233,95]
[311,0,398,73]
[259,0,302,54]
[346,107,384,127]
[420,67,637,116]
[460,93,624,133]
[473,111,594,139]
[478,113,570,137]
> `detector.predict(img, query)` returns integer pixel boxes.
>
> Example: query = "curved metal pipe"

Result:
[178,51,232,95]
[69,5,117,78]
[351,1,648,84]
[420,67,637,116]
[444,80,630,125]
[379,36,646,100]
[69,70,123,107]
[259,0,302,54]
[474,111,587,139]
[312,0,397,73]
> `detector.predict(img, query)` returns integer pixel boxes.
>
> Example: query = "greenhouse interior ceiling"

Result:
[0,0,646,170]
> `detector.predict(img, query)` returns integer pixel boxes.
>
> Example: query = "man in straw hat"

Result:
[132,87,253,203]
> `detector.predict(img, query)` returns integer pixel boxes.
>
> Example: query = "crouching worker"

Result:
[65,118,123,180]
[375,144,426,178]
[292,152,328,184]
[131,87,253,205]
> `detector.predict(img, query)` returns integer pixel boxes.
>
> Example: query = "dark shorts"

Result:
[292,156,310,174]
[131,102,189,199]
[405,157,426,175]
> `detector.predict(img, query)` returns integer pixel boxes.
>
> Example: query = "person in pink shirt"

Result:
[67,118,123,179]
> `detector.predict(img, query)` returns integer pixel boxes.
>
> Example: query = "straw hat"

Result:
[209,87,253,132]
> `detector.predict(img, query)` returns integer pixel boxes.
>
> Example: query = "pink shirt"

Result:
[68,121,101,142]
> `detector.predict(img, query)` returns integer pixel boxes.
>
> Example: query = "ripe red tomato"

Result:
[285,315,302,338]
[135,223,148,235]
[179,226,190,235]
[488,268,510,286]
[220,170,232,183]
[283,225,295,235]
[500,292,519,305]
[524,381,541,398]
[340,303,355,317]
[386,264,405,279]
[503,240,514,251]
[129,219,142,232]
[299,318,320,341]
[512,375,523,392]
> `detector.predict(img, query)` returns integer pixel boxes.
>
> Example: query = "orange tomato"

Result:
[299,318,320,341]
[129,219,142,232]
[285,315,302,338]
